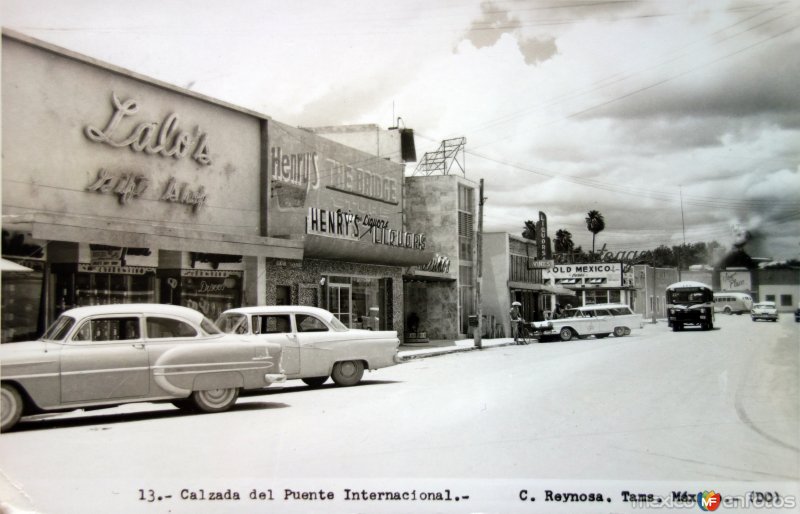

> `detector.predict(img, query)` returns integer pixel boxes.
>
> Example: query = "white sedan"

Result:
[751,301,778,322]
[216,306,401,387]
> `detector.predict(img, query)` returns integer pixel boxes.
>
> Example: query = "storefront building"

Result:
[296,125,461,341]
[403,175,475,341]
[630,265,679,320]
[262,120,433,337]
[1,30,306,341]
[1,31,437,343]
[482,232,566,338]
[754,268,799,312]
[543,262,636,308]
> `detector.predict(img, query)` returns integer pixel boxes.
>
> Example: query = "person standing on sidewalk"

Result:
[510,301,523,344]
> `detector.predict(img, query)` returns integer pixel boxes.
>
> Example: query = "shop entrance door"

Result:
[327,284,351,326]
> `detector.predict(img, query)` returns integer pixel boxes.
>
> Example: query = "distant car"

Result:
[532,303,643,341]
[216,306,401,387]
[751,302,778,322]
[795,303,800,322]
[1,304,286,432]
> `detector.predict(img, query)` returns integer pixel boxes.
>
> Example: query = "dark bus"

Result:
[666,281,715,331]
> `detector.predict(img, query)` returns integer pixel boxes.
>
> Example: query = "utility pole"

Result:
[474,179,485,349]
[651,261,657,324]
[679,185,686,281]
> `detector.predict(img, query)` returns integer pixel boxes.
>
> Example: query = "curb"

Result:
[399,340,522,361]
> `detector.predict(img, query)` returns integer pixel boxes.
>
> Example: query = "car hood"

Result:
[0,341,59,374]
[347,328,397,338]
[0,339,53,356]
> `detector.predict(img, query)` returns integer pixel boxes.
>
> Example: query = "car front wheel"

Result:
[1,383,25,432]
[559,327,575,341]
[190,388,240,413]
[302,376,328,388]
[331,360,364,386]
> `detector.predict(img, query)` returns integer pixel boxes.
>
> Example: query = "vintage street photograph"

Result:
[1,1,798,513]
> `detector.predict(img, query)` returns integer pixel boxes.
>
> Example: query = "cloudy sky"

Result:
[2,0,799,260]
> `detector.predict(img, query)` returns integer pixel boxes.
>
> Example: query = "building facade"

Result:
[403,175,477,340]
[754,268,799,312]
[482,232,555,338]
[543,262,635,308]
[262,120,432,336]
[1,30,433,343]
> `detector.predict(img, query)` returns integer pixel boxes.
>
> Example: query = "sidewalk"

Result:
[398,337,520,361]
[397,319,662,361]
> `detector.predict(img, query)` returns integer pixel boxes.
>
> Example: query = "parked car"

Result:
[751,301,778,322]
[532,303,643,342]
[795,303,800,322]
[1,304,286,432]
[216,306,401,387]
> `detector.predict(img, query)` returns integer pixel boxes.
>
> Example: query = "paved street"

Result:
[1,314,797,513]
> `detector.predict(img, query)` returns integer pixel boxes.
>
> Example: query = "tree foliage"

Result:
[554,229,575,253]
[522,220,537,240]
[585,210,605,254]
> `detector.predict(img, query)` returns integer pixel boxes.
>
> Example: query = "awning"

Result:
[305,234,434,267]
[547,284,578,296]
[3,213,305,260]
[404,269,457,282]
[0,258,33,272]
[508,281,577,295]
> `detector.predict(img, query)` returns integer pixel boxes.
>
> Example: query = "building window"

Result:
[458,185,474,262]
[780,294,792,307]
[766,294,776,302]
[585,290,609,304]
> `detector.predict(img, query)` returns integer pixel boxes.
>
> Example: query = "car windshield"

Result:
[668,288,711,304]
[326,313,349,332]
[200,317,223,335]
[754,302,775,308]
[40,315,76,341]
[215,313,248,334]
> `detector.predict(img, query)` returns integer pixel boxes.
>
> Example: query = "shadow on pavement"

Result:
[242,379,403,397]
[12,401,290,433]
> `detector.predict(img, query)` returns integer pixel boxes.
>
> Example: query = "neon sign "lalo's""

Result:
[84,92,212,166]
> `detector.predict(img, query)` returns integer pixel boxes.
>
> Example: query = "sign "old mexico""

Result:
[306,207,426,251]
[546,263,623,288]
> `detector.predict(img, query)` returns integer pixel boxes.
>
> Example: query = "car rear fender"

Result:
[192,371,245,391]
[152,342,278,396]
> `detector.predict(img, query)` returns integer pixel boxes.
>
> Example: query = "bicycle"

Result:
[514,319,534,345]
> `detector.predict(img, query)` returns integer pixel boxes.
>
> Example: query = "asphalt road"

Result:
[1,314,797,513]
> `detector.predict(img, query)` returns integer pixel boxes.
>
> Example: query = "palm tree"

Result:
[522,220,537,240]
[554,229,574,253]
[585,210,605,257]
[554,229,575,261]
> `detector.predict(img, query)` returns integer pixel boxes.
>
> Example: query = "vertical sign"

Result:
[536,211,550,260]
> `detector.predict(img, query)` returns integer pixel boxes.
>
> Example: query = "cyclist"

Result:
[510,301,526,344]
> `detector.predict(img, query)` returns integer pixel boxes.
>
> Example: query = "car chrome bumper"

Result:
[264,373,287,387]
